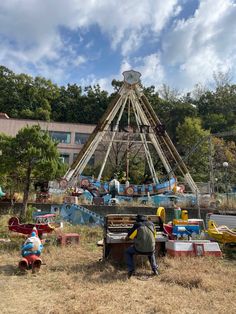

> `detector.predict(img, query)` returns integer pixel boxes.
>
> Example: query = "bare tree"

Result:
[158,83,180,102]
[213,70,232,89]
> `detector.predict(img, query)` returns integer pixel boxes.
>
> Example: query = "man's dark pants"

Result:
[125,245,158,272]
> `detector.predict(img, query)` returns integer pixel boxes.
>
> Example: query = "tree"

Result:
[176,117,210,181]
[191,83,209,101]
[111,79,123,92]
[83,85,110,124]
[51,84,110,124]
[0,125,66,218]
[196,84,236,133]
[165,101,198,142]
[212,136,236,188]
[158,83,180,102]
[0,133,19,204]
[213,70,232,90]
[51,84,83,122]
[0,66,60,121]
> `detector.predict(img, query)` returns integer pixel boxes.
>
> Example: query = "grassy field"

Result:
[0,215,236,314]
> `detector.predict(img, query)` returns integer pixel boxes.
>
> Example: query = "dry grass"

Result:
[0,218,236,314]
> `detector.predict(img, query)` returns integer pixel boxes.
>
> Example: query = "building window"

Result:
[75,133,90,145]
[59,154,70,164]
[49,131,71,144]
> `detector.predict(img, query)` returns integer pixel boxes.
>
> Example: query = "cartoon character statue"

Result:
[19,227,43,273]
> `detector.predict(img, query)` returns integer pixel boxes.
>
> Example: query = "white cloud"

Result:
[0,0,236,91]
[117,54,165,91]
[120,59,133,74]
[72,55,87,67]
[121,31,144,56]
[78,53,165,94]
[97,77,113,93]
[138,54,165,86]
[162,0,236,89]
[91,0,179,55]
[0,0,179,80]
[77,74,116,94]
[79,73,97,88]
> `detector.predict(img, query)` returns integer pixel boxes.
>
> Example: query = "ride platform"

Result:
[166,240,222,257]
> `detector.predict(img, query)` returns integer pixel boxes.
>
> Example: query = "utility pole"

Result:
[195,189,201,219]
[223,162,229,208]
[208,137,215,194]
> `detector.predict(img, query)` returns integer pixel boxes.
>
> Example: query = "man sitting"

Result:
[125,214,159,278]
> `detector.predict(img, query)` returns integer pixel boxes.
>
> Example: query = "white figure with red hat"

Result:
[19,227,43,273]
[21,227,43,257]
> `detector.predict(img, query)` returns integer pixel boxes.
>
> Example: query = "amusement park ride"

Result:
[60,70,199,198]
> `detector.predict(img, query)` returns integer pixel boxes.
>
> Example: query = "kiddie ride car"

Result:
[157,207,205,239]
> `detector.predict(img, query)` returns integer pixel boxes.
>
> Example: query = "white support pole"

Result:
[130,92,159,184]
[184,172,200,195]
[74,96,125,176]
[65,92,126,182]
[134,95,172,174]
[134,86,199,193]
[97,94,128,181]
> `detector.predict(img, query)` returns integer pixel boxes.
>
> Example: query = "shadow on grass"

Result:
[0,264,25,276]
[49,258,159,283]
[50,260,123,280]
[160,275,202,289]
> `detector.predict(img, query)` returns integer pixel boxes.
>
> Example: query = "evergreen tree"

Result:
[0,125,66,217]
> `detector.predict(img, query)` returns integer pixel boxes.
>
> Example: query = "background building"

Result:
[0,113,95,166]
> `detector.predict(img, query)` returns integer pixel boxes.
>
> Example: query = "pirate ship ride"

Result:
[59,70,198,202]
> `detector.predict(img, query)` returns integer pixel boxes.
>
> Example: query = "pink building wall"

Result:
[0,114,95,165]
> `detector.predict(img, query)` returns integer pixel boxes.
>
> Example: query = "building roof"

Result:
[0,113,96,135]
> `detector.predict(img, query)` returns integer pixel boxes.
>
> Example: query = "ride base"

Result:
[19,255,42,273]
[166,240,222,257]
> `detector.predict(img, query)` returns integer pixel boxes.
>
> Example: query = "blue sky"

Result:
[0,0,236,93]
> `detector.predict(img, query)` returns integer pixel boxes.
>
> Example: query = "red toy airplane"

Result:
[8,216,56,236]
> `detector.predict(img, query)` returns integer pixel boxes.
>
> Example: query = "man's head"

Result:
[136,214,147,222]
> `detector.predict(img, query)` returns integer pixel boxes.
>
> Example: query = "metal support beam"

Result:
[97,94,128,181]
